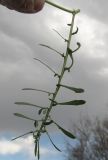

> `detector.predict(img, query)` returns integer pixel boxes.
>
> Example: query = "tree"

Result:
[66,117,108,160]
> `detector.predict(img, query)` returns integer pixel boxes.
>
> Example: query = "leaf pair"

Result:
[56,84,86,106]
[51,99,86,106]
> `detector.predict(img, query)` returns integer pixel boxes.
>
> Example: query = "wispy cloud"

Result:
[0,138,21,155]
[0,136,58,159]
[76,13,108,59]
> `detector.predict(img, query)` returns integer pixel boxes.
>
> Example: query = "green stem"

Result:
[45,0,80,14]
[36,13,76,138]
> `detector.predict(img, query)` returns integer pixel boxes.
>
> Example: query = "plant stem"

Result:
[45,0,80,14]
[36,12,77,137]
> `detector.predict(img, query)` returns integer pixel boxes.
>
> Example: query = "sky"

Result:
[0,0,108,159]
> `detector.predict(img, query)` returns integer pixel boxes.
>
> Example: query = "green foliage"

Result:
[37,141,40,160]
[14,113,36,121]
[59,84,84,93]
[12,1,85,160]
[15,102,45,109]
[53,121,76,139]
[58,100,86,106]
[46,130,62,152]
[34,140,38,157]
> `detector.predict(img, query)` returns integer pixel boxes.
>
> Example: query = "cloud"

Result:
[61,0,108,24]
[0,139,21,155]
[75,13,108,59]
[98,67,108,77]
[0,136,58,159]
[0,0,108,135]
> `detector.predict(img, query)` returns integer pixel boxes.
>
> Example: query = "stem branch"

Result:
[45,0,80,14]
[36,13,76,138]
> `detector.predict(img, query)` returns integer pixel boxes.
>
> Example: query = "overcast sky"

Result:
[0,0,108,159]
[0,0,108,132]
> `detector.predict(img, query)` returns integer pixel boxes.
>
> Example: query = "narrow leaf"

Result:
[60,84,84,93]
[11,131,33,141]
[15,102,43,109]
[22,88,53,95]
[39,44,63,57]
[53,29,66,41]
[34,141,38,157]
[14,113,35,121]
[46,131,61,152]
[53,121,75,139]
[34,58,57,75]
[58,100,86,106]
[37,140,40,160]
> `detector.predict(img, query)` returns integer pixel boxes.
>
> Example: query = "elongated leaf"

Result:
[22,88,37,90]
[46,131,61,152]
[58,100,86,106]
[39,44,62,57]
[37,140,40,160]
[60,84,84,93]
[53,29,67,42]
[34,58,56,75]
[34,141,38,157]
[22,88,53,95]
[11,131,33,141]
[15,102,43,109]
[53,121,75,139]
[14,113,35,121]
